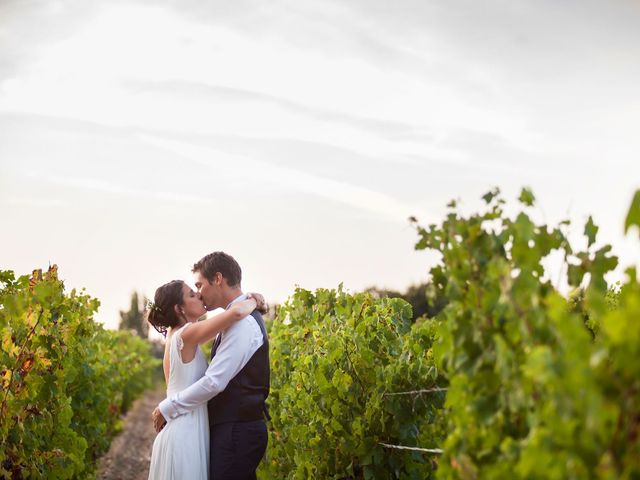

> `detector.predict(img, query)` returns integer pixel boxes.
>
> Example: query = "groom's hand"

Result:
[152,407,167,433]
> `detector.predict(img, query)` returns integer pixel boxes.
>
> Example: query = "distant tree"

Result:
[119,291,149,339]
[365,282,447,321]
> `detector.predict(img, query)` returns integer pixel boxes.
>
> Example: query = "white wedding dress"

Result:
[148,323,209,480]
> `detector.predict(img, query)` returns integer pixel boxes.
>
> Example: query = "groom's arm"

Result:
[158,315,263,422]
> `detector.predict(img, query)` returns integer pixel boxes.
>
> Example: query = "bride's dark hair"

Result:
[146,280,185,337]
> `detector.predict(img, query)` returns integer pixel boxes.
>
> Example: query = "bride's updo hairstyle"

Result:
[146,280,185,337]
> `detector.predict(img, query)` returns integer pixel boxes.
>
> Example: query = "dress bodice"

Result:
[166,323,208,397]
[149,322,210,480]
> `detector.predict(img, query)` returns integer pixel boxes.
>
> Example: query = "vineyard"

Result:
[1,188,639,479]
[259,188,640,479]
[0,267,159,479]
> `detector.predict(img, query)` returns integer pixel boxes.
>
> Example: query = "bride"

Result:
[145,279,264,480]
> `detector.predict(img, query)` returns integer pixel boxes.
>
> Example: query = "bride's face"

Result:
[180,284,206,321]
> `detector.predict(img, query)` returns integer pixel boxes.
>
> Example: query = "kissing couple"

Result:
[145,251,270,480]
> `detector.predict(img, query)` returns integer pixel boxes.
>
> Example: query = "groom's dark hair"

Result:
[193,251,242,287]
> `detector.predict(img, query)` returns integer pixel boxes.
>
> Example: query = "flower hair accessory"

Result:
[146,300,162,313]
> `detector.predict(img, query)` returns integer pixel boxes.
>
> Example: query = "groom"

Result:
[153,251,270,480]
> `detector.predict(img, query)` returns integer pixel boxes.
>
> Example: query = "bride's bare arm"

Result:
[162,337,171,384]
[180,297,258,347]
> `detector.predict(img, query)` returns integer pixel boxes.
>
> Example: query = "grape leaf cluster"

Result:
[0,265,160,479]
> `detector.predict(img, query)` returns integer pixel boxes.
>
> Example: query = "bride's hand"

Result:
[247,292,268,314]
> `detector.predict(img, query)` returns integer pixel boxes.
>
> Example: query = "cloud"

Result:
[138,133,432,224]
[0,1,530,160]
[4,196,71,209]
[122,79,433,142]
[0,0,103,83]
[48,175,218,205]
[121,78,480,165]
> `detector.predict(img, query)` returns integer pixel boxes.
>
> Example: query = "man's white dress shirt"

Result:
[158,294,264,422]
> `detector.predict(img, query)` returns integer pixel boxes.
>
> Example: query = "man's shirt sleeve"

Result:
[158,315,263,421]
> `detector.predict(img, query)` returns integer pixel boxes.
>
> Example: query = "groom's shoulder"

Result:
[230,312,262,336]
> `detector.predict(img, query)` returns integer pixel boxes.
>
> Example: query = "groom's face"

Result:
[194,270,220,310]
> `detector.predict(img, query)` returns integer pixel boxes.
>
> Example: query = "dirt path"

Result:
[97,388,165,480]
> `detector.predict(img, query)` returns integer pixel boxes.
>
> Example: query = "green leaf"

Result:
[584,215,599,247]
[518,187,535,207]
[482,187,501,205]
[624,189,640,238]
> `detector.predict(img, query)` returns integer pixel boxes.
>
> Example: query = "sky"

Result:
[1,0,639,330]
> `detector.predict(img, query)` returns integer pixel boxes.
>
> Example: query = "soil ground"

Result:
[96,388,165,480]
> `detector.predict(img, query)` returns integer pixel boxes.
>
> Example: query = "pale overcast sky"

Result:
[1,0,639,329]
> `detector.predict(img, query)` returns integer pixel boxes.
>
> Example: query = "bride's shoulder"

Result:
[168,323,192,346]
